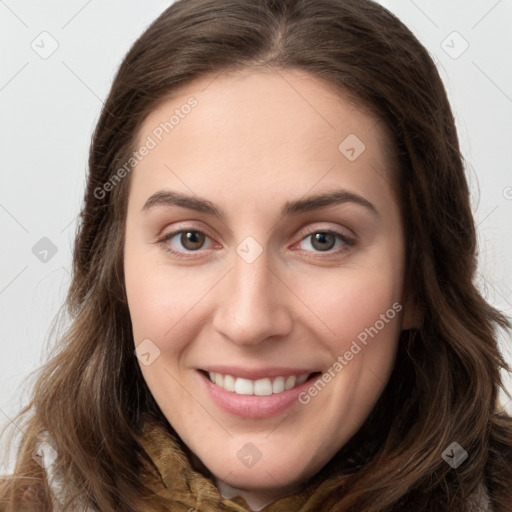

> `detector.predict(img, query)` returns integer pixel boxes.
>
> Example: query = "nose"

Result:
[212,248,293,347]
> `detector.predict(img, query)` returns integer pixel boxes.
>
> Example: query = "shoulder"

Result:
[468,481,493,512]
[33,432,95,512]
[1,433,95,512]
[0,440,50,512]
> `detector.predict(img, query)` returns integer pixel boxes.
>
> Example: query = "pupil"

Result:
[182,231,204,250]
[313,232,334,251]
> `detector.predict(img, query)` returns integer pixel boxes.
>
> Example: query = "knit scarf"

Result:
[135,417,349,512]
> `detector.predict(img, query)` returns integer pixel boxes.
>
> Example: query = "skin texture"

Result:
[123,68,419,510]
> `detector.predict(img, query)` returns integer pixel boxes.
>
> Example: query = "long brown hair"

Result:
[2,0,512,510]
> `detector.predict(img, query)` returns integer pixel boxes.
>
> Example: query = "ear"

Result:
[400,289,423,330]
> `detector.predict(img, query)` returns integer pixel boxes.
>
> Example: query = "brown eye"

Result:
[157,228,215,258]
[310,232,336,251]
[296,230,354,254]
[179,230,206,251]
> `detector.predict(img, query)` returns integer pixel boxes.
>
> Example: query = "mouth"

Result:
[201,370,321,396]
[198,368,322,418]
[197,364,324,418]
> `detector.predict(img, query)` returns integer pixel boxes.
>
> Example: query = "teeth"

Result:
[272,376,285,394]
[253,378,273,396]
[296,374,308,385]
[207,372,310,395]
[234,377,253,395]
[284,376,296,390]
[223,374,235,392]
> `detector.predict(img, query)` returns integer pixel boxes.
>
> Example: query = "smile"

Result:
[207,371,311,396]
[198,366,322,418]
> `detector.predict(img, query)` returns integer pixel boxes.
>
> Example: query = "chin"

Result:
[202,441,322,492]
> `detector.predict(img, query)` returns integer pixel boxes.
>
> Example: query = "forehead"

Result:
[129,68,396,211]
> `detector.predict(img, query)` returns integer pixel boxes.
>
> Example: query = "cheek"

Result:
[124,216,405,356]
[124,256,204,413]
[297,266,403,348]
[124,248,212,357]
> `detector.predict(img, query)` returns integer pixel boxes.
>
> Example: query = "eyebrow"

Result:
[141,189,379,218]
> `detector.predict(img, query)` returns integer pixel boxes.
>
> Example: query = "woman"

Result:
[1,0,511,510]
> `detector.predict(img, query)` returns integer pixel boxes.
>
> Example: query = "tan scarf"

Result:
[135,419,493,512]
[135,417,349,512]
[8,418,491,511]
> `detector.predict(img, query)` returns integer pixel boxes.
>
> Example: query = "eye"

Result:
[294,229,355,255]
[157,226,356,259]
[157,228,216,258]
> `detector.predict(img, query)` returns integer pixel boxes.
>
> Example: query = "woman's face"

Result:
[124,68,416,501]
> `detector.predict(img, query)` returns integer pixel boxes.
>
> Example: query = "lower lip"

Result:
[198,371,315,419]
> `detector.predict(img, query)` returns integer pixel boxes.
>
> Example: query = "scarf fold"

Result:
[135,417,346,512]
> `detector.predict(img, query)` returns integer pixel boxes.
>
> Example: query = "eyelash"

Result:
[156,225,356,260]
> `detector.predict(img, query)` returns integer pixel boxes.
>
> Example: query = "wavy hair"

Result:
[2,0,512,510]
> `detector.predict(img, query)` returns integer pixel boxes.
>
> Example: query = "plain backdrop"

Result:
[1,0,511,473]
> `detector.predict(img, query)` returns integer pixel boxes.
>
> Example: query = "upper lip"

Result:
[199,366,320,380]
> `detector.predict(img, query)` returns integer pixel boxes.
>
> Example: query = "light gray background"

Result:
[1,0,511,473]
